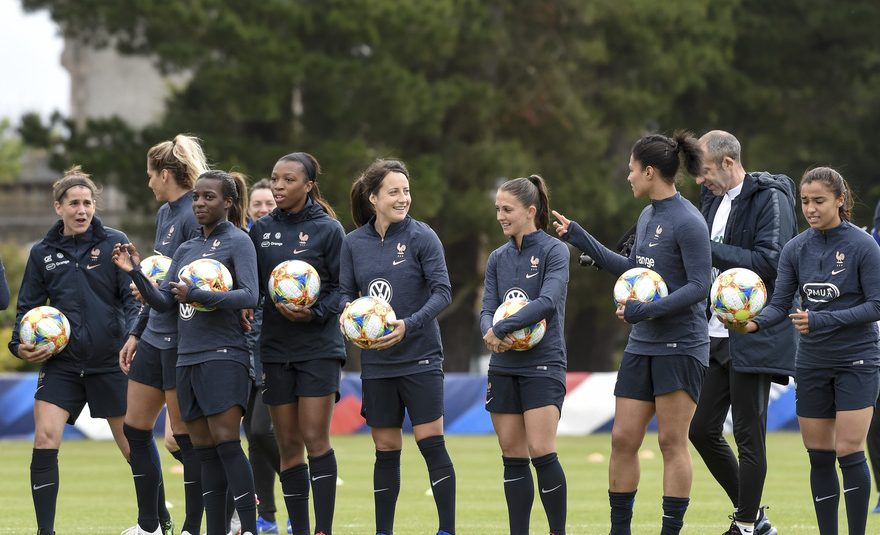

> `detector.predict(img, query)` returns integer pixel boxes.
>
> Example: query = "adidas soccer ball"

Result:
[178,258,233,312]
[613,267,668,305]
[140,254,173,284]
[339,296,397,349]
[710,267,767,323]
[492,297,546,351]
[19,306,71,356]
[268,260,321,308]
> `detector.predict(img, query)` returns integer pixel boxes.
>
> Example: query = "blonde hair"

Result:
[147,134,209,190]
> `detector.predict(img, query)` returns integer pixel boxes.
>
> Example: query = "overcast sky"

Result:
[0,0,69,122]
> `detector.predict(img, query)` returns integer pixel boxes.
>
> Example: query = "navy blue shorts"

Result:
[260,359,342,405]
[485,374,565,415]
[128,339,177,391]
[796,365,880,418]
[614,352,707,403]
[35,365,127,424]
[176,360,250,422]
[361,370,444,428]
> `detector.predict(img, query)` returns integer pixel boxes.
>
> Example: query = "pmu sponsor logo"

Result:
[636,255,655,269]
[803,282,840,303]
[504,287,528,301]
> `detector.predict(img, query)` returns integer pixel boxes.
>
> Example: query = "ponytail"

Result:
[147,134,209,190]
[198,170,248,229]
[276,152,337,219]
[631,130,702,184]
[801,166,853,222]
[498,174,551,230]
[350,159,409,227]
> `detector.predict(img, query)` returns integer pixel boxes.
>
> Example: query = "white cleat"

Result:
[120,525,162,535]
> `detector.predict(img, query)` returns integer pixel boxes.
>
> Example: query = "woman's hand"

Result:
[275,303,313,323]
[483,328,515,353]
[111,243,141,273]
[17,343,53,364]
[239,309,254,332]
[789,308,810,334]
[119,335,138,374]
[371,319,406,350]
[721,318,758,334]
[169,281,191,303]
[551,210,571,238]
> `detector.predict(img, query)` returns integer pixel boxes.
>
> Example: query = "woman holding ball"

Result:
[113,170,260,535]
[248,152,346,535]
[481,174,571,535]
[735,167,880,535]
[339,158,455,535]
[553,131,711,535]
[9,166,139,535]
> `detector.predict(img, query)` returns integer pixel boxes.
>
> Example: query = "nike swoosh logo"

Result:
[503,477,524,483]
[831,268,846,275]
[843,487,859,493]
[202,490,214,496]
[431,475,451,486]
[648,242,659,247]
[392,259,406,265]
[184,481,197,485]
[35,385,44,392]
[161,240,172,245]
[525,272,538,278]
[133,474,146,478]
[311,474,334,481]
[374,488,389,493]
[815,494,837,502]
[86,264,101,269]
[202,253,215,257]
[283,493,301,497]
[234,492,249,500]
[541,484,562,494]
[485,397,493,405]
[32,483,56,490]
[293,249,308,254]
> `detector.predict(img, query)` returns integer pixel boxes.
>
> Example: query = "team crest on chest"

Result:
[162,225,175,245]
[831,250,846,276]
[294,232,309,254]
[393,243,407,266]
[90,248,101,261]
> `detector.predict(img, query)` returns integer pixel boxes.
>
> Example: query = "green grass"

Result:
[1,432,878,534]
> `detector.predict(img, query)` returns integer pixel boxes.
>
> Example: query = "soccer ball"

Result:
[613,267,668,305]
[710,267,767,323]
[492,297,546,351]
[19,306,71,356]
[140,254,172,283]
[178,258,233,312]
[339,296,397,349]
[268,260,321,308]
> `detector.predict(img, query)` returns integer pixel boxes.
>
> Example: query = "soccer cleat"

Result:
[160,517,174,535]
[256,516,279,534]
[121,525,162,535]
[36,531,54,535]
[286,519,292,534]
[228,510,242,535]
[873,494,880,513]
[437,531,453,535]
[754,505,777,535]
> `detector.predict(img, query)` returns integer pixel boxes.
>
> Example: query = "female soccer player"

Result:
[249,153,345,535]
[243,177,285,533]
[0,254,9,310]
[339,158,455,535]
[736,167,880,535]
[553,132,711,535]
[9,166,140,535]
[113,170,260,535]
[481,175,570,535]
[120,134,207,535]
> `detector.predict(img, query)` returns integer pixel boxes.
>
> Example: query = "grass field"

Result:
[1,432,878,534]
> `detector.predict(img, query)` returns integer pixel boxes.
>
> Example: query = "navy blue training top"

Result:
[131,191,199,349]
[338,215,452,379]
[754,221,880,367]
[130,220,259,367]
[564,193,712,365]
[0,256,9,311]
[9,218,140,372]
[480,230,570,384]
[249,198,347,364]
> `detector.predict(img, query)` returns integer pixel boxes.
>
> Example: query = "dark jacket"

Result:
[700,171,798,378]
[9,218,140,373]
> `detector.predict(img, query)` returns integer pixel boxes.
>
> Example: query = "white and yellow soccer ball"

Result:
[339,296,397,349]
[711,267,767,323]
[268,260,321,308]
[178,258,233,312]
[139,254,173,284]
[19,306,71,356]
[613,267,668,306]
[492,297,546,351]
